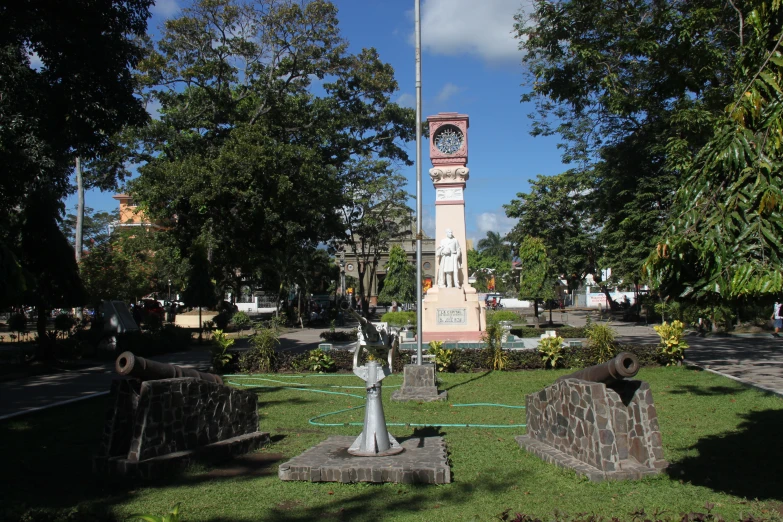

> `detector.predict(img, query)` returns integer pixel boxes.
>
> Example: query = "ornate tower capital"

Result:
[428,112,469,167]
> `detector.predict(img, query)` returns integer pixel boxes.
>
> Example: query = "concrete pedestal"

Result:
[391,363,447,402]
[279,435,450,484]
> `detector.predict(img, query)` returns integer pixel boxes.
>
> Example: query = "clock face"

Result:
[433,125,464,155]
[346,263,354,272]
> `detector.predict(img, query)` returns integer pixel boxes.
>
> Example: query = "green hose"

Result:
[228,377,527,429]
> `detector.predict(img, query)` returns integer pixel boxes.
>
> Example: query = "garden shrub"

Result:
[307,349,336,373]
[231,311,251,330]
[538,336,565,368]
[482,321,508,370]
[54,313,75,337]
[239,328,279,373]
[585,322,617,362]
[654,320,689,366]
[214,311,231,331]
[380,311,417,327]
[210,329,234,372]
[8,313,27,335]
[486,310,520,324]
[428,341,454,372]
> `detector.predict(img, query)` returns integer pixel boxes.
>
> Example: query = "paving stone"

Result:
[279,435,451,484]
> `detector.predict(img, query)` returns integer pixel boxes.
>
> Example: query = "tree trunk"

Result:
[198,306,202,342]
[599,284,620,311]
[548,305,553,325]
[35,306,51,359]
[75,157,84,321]
[534,300,540,328]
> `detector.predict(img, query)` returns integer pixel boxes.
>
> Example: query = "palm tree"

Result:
[477,231,511,261]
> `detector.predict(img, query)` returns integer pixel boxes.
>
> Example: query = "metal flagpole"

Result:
[415,0,423,365]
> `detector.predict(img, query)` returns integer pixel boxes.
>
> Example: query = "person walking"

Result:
[772,298,782,337]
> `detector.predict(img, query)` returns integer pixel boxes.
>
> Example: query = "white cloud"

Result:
[152,0,180,18]
[396,92,415,108]
[419,0,527,62]
[26,49,43,70]
[436,82,462,103]
[476,211,516,238]
[146,98,163,120]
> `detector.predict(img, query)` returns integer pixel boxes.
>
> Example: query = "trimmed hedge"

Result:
[232,343,662,375]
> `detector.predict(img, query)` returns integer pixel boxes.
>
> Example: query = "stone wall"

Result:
[520,378,667,480]
[97,377,260,464]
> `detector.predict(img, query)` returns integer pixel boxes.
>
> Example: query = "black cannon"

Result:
[557,351,640,385]
[115,351,223,385]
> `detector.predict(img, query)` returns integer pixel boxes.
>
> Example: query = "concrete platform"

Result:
[516,435,665,483]
[278,435,451,484]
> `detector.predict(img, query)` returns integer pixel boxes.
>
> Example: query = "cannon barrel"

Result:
[115,351,223,385]
[345,307,382,343]
[557,352,640,385]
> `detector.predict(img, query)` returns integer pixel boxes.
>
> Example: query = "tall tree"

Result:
[0,0,153,317]
[505,171,600,296]
[60,207,118,250]
[517,236,557,328]
[646,1,783,300]
[336,158,411,316]
[377,245,416,305]
[515,0,743,286]
[125,0,415,291]
[476,231,511,262]
[182,246,217,340]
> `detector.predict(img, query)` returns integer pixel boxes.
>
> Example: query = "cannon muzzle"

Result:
[557,352,639,385]
[115,351,223,385]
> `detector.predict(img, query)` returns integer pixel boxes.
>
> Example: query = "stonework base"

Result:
[96,431,270,479]
[391,363,447,402]
[423,286,485,335]
[519,378,667,481]
[279,435,450,484]
[515,435,663,482]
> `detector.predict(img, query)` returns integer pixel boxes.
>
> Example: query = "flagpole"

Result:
[415,0,423,365]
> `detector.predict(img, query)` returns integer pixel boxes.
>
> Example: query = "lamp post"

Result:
[168,279,171,302]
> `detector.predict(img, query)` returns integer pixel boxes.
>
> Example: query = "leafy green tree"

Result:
[517,236,557,328]
[467,249,513,294]
[505,171,600,296]
[476,231,511,262]
[337,159,412,316]
[646,2,783,301]
[18,194,87,357]
[378,245,415,305]
[1,0,153,335]
[515,0,742,287]
[123,0,414,296]
[60,207,118,250]
[182,246,217,340]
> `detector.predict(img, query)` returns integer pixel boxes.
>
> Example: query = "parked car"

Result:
[140,299,165,322]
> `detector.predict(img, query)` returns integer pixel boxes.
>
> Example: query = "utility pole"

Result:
[75,157,85,321]
[415,0,423,365]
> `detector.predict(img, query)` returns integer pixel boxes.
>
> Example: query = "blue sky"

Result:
[65,0,569,244]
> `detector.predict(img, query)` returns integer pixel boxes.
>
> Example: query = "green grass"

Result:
[2,368,783,521]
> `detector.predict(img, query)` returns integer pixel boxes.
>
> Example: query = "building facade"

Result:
[340,219,437,306]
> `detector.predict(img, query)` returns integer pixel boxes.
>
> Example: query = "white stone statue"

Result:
[437,229,461,288]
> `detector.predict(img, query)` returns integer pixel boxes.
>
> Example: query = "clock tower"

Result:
[422,112,485,341]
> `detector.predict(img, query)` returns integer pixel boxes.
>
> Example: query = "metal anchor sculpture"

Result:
[345,307,403,456]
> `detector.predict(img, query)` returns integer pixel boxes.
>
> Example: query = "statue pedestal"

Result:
[422,286,485,341]
[391,363,447,402]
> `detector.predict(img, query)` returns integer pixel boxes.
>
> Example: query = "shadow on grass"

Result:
[668,408,783,501]
[442,370,492,391]
[668,384,748,396]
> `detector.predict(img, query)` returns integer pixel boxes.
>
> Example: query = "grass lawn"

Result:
[2,367,783,521]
